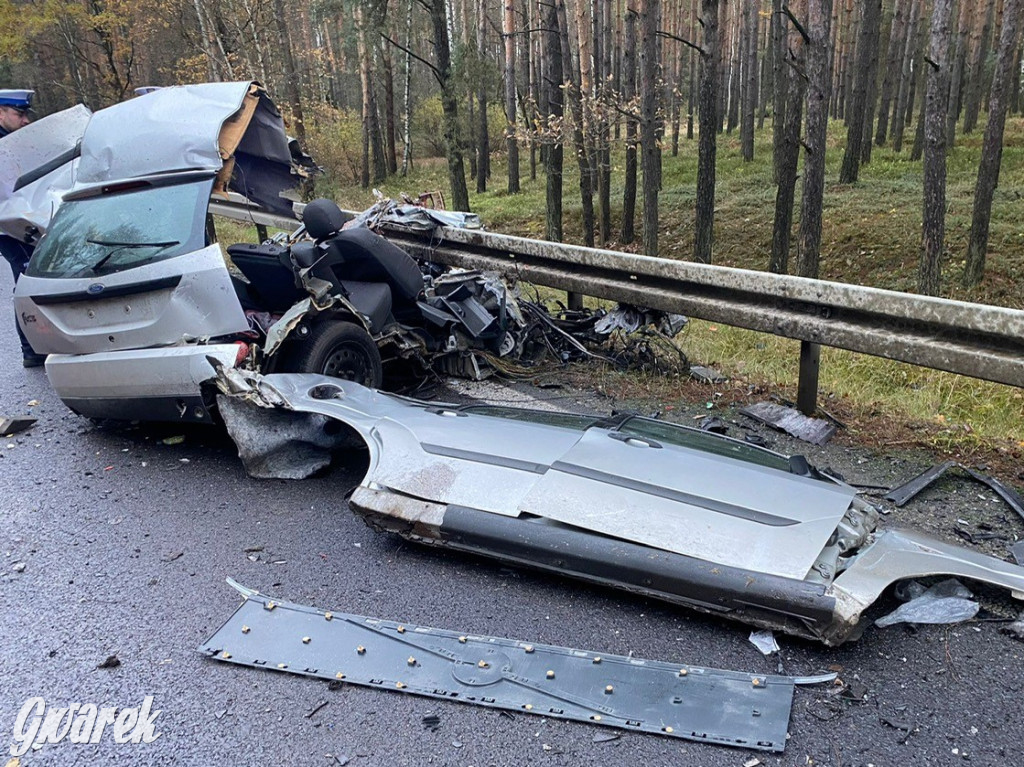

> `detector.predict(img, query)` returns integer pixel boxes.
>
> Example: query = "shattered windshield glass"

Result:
[617,417,794,473]
[27,178,212,278]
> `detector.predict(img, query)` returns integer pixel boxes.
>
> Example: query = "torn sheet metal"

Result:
[200,580,801,752]
[884,461,958,506]
[739,402,837,446]
[77,82,291,188]
[0,416,36,436]
[0,105,91,242]
[885,462,1024,522]
[215,373,1024,645]
[874,579,979,628]
[962,468,1024,523]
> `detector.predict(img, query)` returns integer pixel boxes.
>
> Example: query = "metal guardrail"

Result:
[209,194,1024,411]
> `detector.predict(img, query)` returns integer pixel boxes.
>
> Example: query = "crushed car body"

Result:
[6,81,685,424]
[214,370,1024,646]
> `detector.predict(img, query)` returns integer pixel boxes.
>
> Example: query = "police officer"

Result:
[0,88,45,367]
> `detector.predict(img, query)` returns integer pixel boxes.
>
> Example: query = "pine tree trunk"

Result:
[622,2,638,245]
[772,0,788,181]
[561,0,596,247]
[920,0,955,295]
[740,0,758,161]
[477,5,490,193]
[401,0,414,175]
[771,0,807,274]
[504,0,521,193]
[544,0,565,241]
[891,0,921,153]
[694,0,719,263]
[639,0,662,257]
[272,0,305,139]
[795,0,834,280]
[963,0,997,133]
[875,0,907,146]
[946,0,971,147]
[839,0,881,183]
[964,0,1021,285]
[427,0,471,211]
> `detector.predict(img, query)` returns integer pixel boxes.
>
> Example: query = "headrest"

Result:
[302,198,350,241]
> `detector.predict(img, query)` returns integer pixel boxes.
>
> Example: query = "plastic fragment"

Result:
[875,579,979,628]
[748,630,779,655]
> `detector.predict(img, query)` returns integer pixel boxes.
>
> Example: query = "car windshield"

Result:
[27,178,212,278]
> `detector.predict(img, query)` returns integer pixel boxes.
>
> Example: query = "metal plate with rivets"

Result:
[199,580,797,752]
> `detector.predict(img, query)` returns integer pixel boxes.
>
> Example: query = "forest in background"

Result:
[2,0,1023,298]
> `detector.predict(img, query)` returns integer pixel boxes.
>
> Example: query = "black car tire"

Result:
[284,320,383,389]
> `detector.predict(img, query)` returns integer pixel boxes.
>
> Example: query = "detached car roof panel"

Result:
[77,81,288,185]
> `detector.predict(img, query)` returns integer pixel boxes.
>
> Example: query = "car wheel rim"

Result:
[322,344,371,385]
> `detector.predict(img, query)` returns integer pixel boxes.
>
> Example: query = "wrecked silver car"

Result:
[215,370,1024,646]
[8,81,683,423]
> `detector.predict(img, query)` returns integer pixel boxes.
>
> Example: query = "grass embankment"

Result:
[302,117,1024,461]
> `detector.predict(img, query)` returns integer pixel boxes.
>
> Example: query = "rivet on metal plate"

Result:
[752,678,761,687]
[664,726,674,733]
[592,656,601,663]
[264,601,276,611]
[679,669,688,676]
[591,715,602,722]
[523,645,534,653]
[546,670,555,679]
[221,652,231,659]
[241,625,250,634]
[357,646,366,655]
[397,625,406,633]
[335,672,345,679]
[523,704,533,711]
[459,636,467,643]
[324,612,333,621]
[605,685,614,694]
[396,682,406,689]
[302,637,311,644]
[478,660,490,669]
[408,657,417,666]
[277,663,287,669]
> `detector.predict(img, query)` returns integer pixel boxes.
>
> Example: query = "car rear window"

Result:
[27,178,212,278]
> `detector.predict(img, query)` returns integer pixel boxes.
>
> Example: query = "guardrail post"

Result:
[256,223,268,242]
[567,292,584,311]
[797,341,820,416]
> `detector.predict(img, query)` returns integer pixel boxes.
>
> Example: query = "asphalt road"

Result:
[2,271,1023,766]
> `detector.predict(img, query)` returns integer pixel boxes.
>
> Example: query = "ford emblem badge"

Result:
[87,283,104,295]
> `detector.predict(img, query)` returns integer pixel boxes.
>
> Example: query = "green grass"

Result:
[304,116,1024,451]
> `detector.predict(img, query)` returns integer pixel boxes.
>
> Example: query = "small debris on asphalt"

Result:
[1011,540,1024,567]
[162,551,184,563]
[326,754,350,766]
[840,679,868,702]
[12,562,26,573]
[699,416,729,434]
[592,733,620,743]
[305,701,329,719]
[743,758,762,767]
[451,741,463,749]
[748,629,779,655]
[422,714,441,732]
[739,402,836,446]
[97,654,121,669]
[1000,612,1024,642]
